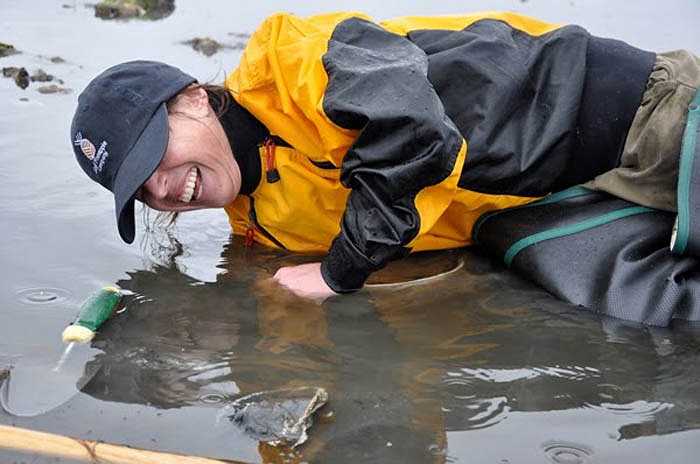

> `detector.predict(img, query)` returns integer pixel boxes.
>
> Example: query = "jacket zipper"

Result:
[245,197,286,249]
[263,137,281,183]
[268,135,338,170]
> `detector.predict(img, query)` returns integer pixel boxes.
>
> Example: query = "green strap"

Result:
[472,186,595,243]
[673,89,700,254]
[503,206,654,267]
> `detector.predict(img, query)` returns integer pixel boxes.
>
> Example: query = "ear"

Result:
[188,86,210,111]
[171,85,211,117]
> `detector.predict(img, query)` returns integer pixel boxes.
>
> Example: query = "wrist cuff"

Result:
[321,235,374,293]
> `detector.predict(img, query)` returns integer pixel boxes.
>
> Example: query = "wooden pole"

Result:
[0,424,237,464]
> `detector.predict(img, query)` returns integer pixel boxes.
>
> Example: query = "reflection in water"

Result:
[69,238,700,463]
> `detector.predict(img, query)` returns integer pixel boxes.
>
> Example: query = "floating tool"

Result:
[53,286,121,373]
[62,286,122,343]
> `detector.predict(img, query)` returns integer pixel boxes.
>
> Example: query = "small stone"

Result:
[50,56,66,64]
[184,37,222,57]
[19,97,29,102]
[30,69,54,82]
[37,84,72,94]
[95,1,145,19]
[0,42,20,58]
[11,67,29,89]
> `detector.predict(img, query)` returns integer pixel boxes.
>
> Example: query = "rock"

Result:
[3,67,30,89]
[218,387,328,448]
[30,69,54,82]
[0,42,19,58]
[183,37,222,57]
[2,67,20,78]
[49,56,66,64]
[94,0,175,20]
[37,84,72,94]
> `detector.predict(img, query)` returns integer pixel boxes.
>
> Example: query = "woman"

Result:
[70,11,700,301]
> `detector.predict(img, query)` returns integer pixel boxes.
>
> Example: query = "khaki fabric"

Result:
[585,50,700,211]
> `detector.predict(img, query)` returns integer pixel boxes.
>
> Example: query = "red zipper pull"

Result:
[264,137,281,183]
[245,224,256,247]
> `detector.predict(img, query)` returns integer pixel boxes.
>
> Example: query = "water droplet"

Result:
[16,287,71,305]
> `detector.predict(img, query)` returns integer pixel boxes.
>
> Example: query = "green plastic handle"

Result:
[74,287,121,332]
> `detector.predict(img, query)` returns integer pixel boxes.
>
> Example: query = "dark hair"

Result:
[201,84,233,118]
[165,83,232,119]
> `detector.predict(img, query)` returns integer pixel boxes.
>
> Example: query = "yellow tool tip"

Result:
[62,325,95,343]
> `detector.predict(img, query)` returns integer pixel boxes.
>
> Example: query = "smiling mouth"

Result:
[179,166,201,203]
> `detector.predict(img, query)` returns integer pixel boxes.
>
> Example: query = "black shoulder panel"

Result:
[320,17,463,292]
[407,20,653,197]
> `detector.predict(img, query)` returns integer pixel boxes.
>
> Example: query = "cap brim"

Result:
[114,103,169,243]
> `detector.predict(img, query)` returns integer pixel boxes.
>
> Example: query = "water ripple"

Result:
[542,441,594,464]
[16,287,72,305]
[443,395,510,430]
[445,365,601,385]
[584,399,673,418]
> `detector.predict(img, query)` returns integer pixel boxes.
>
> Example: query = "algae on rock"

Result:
[94,0,175,20]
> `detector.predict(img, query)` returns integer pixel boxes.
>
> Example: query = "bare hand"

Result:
[272,262,337,301]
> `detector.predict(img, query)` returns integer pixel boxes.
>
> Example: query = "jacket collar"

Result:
[218,96,266,196]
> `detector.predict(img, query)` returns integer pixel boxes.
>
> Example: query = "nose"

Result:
[142,169,168,201]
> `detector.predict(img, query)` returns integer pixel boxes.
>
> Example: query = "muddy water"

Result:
[1,1,700,463]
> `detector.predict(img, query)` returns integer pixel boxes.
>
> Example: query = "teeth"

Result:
[179,167,198,203]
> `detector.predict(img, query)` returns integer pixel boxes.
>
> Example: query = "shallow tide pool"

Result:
[1,1,700,463]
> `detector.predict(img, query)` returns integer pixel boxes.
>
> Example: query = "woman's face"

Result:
[139,87,241,212]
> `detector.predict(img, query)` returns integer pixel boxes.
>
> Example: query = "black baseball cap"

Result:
[70,60,197,243]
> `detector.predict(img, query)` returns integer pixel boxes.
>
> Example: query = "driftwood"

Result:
[0,424,236,463]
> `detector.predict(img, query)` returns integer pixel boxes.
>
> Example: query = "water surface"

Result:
[1,1,700,463]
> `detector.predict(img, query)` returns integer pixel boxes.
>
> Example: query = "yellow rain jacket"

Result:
[222,11,655,292]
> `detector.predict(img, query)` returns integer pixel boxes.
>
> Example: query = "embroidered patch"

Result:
[73,132,95,160]
[74,131,110,174]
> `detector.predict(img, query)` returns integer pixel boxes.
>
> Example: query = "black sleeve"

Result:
[319,17,463,293]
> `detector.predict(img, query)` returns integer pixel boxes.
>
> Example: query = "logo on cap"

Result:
[74,132,96,160]
[74,131,110,174]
